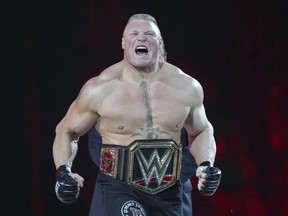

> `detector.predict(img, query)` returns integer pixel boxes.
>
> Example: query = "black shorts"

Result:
[97,172,183,216]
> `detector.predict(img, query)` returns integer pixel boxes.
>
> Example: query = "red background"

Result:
[2,1,287,215]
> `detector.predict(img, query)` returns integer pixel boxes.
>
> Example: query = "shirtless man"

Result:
[53,13,221,216]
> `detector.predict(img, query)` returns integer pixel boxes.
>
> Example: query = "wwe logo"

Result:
[135,148,174,186]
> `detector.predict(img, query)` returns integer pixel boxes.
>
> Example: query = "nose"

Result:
[137,33,147,42]
[137,38,146,42]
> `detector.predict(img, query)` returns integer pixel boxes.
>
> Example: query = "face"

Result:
[122,20,162,69]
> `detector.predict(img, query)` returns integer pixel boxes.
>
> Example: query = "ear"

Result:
[159,38,167,61]
[159,37,164,46]
[121,37,124,49]
[159,38,163,53]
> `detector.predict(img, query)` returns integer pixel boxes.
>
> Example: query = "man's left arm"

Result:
[185,103,221,196]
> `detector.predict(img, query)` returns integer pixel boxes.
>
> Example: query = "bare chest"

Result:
[97,81,190,138]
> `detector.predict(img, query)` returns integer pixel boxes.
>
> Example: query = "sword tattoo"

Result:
[131,81,169,138]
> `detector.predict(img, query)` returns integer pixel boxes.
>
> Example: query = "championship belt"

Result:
[100,139,182,195]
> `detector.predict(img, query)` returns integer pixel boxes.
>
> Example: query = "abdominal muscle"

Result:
[97,121,183,146]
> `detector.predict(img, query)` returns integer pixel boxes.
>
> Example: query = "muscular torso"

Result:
[88,62,197,146]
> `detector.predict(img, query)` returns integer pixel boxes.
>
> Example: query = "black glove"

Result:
[198,161,221,196]
[55,165,79,203]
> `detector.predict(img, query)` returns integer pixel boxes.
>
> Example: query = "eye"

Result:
[146,32,155,36]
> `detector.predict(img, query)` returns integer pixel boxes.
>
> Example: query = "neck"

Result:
[121,60,165,83]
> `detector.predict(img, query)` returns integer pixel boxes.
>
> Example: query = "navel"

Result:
[118,125,124,130]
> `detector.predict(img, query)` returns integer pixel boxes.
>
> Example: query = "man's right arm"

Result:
[52,80,100,203]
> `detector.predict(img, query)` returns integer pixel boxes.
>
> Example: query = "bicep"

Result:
[57,97,99,138]
[184,77,209,136]
[185,104,209,136]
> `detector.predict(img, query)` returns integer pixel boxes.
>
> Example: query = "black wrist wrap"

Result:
[56,165,71,179]
[199,161,211,167]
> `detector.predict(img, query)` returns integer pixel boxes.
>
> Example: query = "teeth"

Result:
[135,45,148,55]
[137,46,146,49]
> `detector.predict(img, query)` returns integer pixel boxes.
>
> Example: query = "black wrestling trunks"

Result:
[100,139,182,195]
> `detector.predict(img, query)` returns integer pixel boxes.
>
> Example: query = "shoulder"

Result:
[160,62,204,108]
[76,62,123,108]
[162,62,204,98]
[81,62,122,93]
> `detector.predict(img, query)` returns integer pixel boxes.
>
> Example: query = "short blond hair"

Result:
[126,14,159,27]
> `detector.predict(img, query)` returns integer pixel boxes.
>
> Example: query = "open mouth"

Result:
[135,46,148,55]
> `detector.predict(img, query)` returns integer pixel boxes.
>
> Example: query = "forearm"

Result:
[190,123,216,166]
[68,140,78,167]
[53,129,77,169]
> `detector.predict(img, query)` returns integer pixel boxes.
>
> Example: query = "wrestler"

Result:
[53,13,221,216]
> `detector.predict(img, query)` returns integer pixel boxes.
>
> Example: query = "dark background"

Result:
[2,0,288,215]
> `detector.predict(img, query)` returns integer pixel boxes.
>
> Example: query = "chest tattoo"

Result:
[131,81,169,139]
